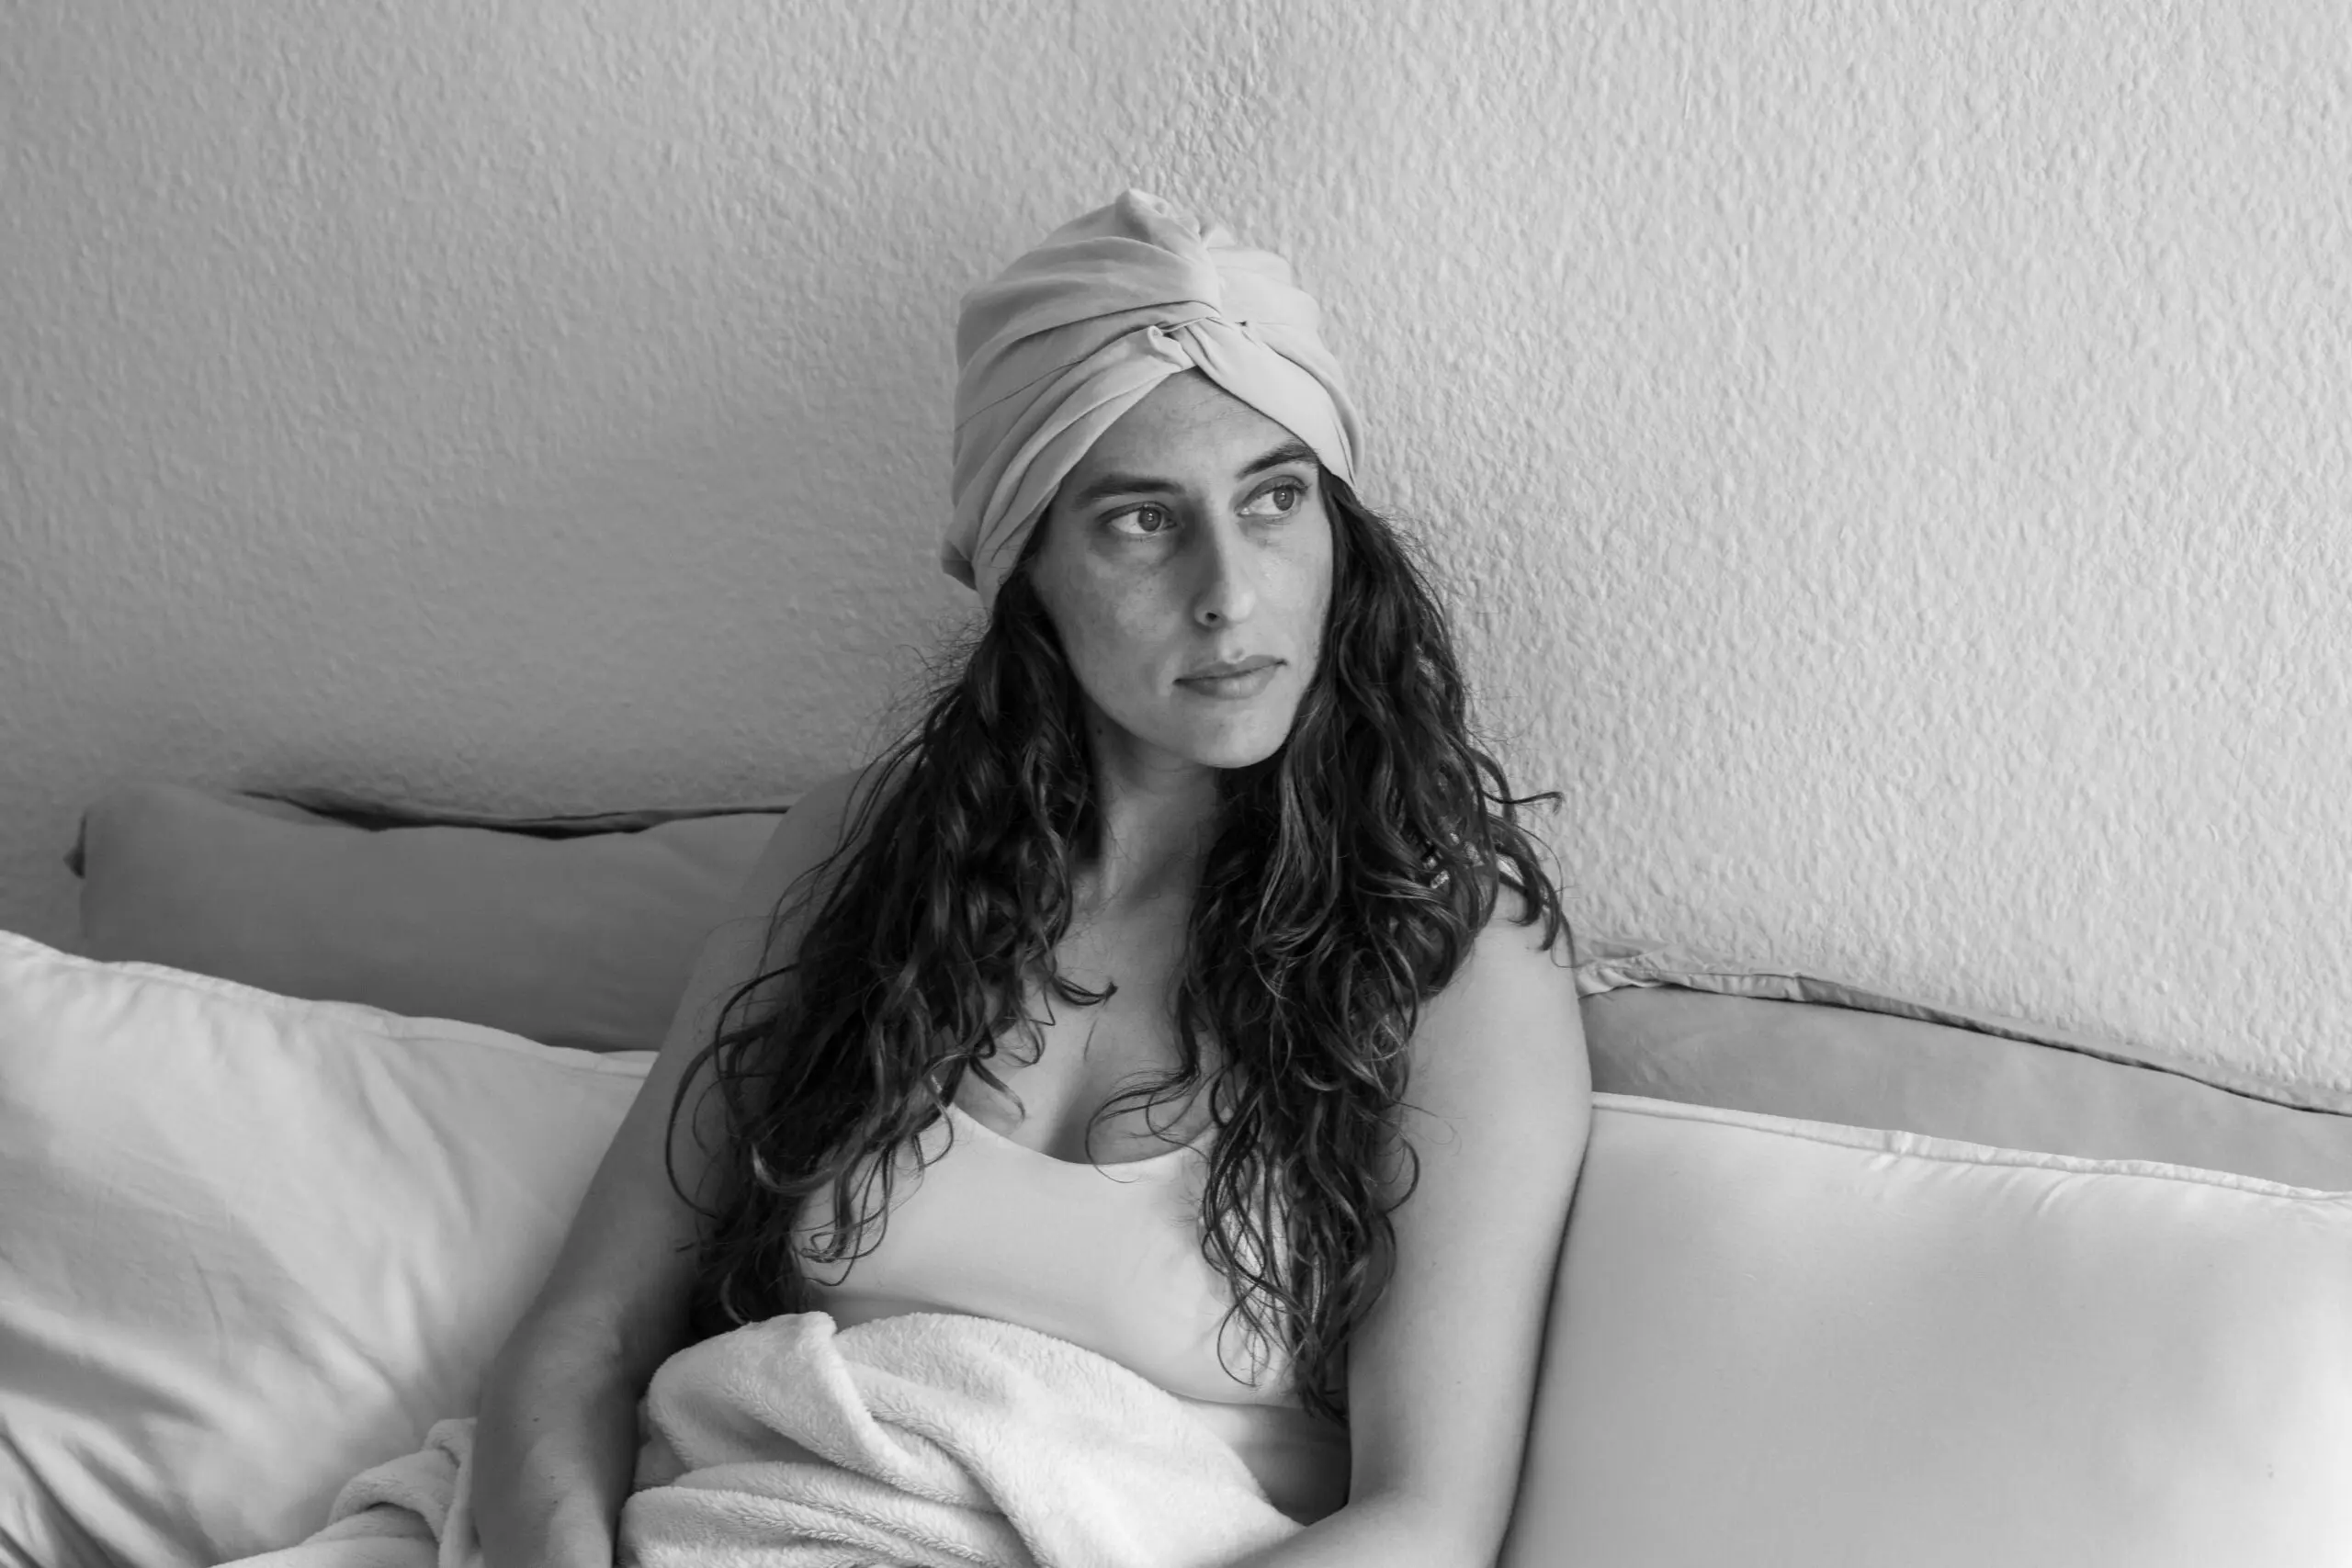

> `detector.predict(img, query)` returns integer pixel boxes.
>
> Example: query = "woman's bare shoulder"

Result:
[799,754,904,838]
[738,756,903,930]
[484,756,913,1402]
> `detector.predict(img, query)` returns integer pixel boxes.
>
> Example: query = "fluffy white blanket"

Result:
[225,1310,1303,1568]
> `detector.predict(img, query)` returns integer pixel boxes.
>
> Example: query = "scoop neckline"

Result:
[944,1100,1205,1169]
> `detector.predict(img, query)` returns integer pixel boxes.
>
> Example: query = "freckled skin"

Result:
[1025,371,1335,788]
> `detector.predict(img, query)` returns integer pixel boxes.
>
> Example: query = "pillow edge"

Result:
[1592,1090,2352,1201]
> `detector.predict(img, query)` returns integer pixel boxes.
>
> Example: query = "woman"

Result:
[472,190,1591,1566]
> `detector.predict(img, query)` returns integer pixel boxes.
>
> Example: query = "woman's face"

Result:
[1025,371,1334,777]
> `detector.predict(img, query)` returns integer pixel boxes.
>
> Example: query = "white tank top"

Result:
[788,1100,1352,1524]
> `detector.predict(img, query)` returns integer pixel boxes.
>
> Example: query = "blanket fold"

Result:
[222,1311,1304,1568]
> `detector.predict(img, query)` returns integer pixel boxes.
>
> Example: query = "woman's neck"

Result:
[1072,846,1200,925]
[1080,755,1219,918]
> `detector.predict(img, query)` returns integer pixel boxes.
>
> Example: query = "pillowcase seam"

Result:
[1597,1091,2352,1201]
[0,932,650,1084]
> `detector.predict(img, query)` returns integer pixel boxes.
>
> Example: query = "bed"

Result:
[6,781,2348,1565]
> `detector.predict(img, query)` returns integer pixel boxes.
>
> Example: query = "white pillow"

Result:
[0,930,653,1568]
[1501,1094,2352,1566]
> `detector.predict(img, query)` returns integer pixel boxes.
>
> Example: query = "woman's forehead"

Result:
[1074,374,1306,484]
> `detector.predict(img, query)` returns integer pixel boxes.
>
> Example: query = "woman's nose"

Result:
[1188,511,1262,624]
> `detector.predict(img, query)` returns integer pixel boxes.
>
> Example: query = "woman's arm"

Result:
[471,761,884,1568]
[470,1313,658,1565]
[1230,885,1593,1567]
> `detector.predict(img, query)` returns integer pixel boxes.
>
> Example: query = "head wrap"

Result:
[943,189,1364,615]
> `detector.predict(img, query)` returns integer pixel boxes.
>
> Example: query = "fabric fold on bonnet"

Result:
[944,187,1365,615]
[217,1310,1303,1568]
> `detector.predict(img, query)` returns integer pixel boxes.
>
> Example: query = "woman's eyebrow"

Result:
[1066,440,1320,509]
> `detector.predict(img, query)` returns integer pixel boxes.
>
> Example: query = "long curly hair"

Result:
[667,472,1571,1425]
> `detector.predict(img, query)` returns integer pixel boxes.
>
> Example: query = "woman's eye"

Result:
[1110,503,1174,536]
[1246,481,1306,517]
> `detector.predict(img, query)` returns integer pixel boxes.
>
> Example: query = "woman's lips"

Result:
[1177,663,1280,699]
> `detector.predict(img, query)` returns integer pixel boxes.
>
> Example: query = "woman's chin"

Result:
[1101,687,1306,773]
[1173,716,1297,772]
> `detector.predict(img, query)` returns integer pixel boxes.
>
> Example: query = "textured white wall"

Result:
[3,3,2346,1086]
